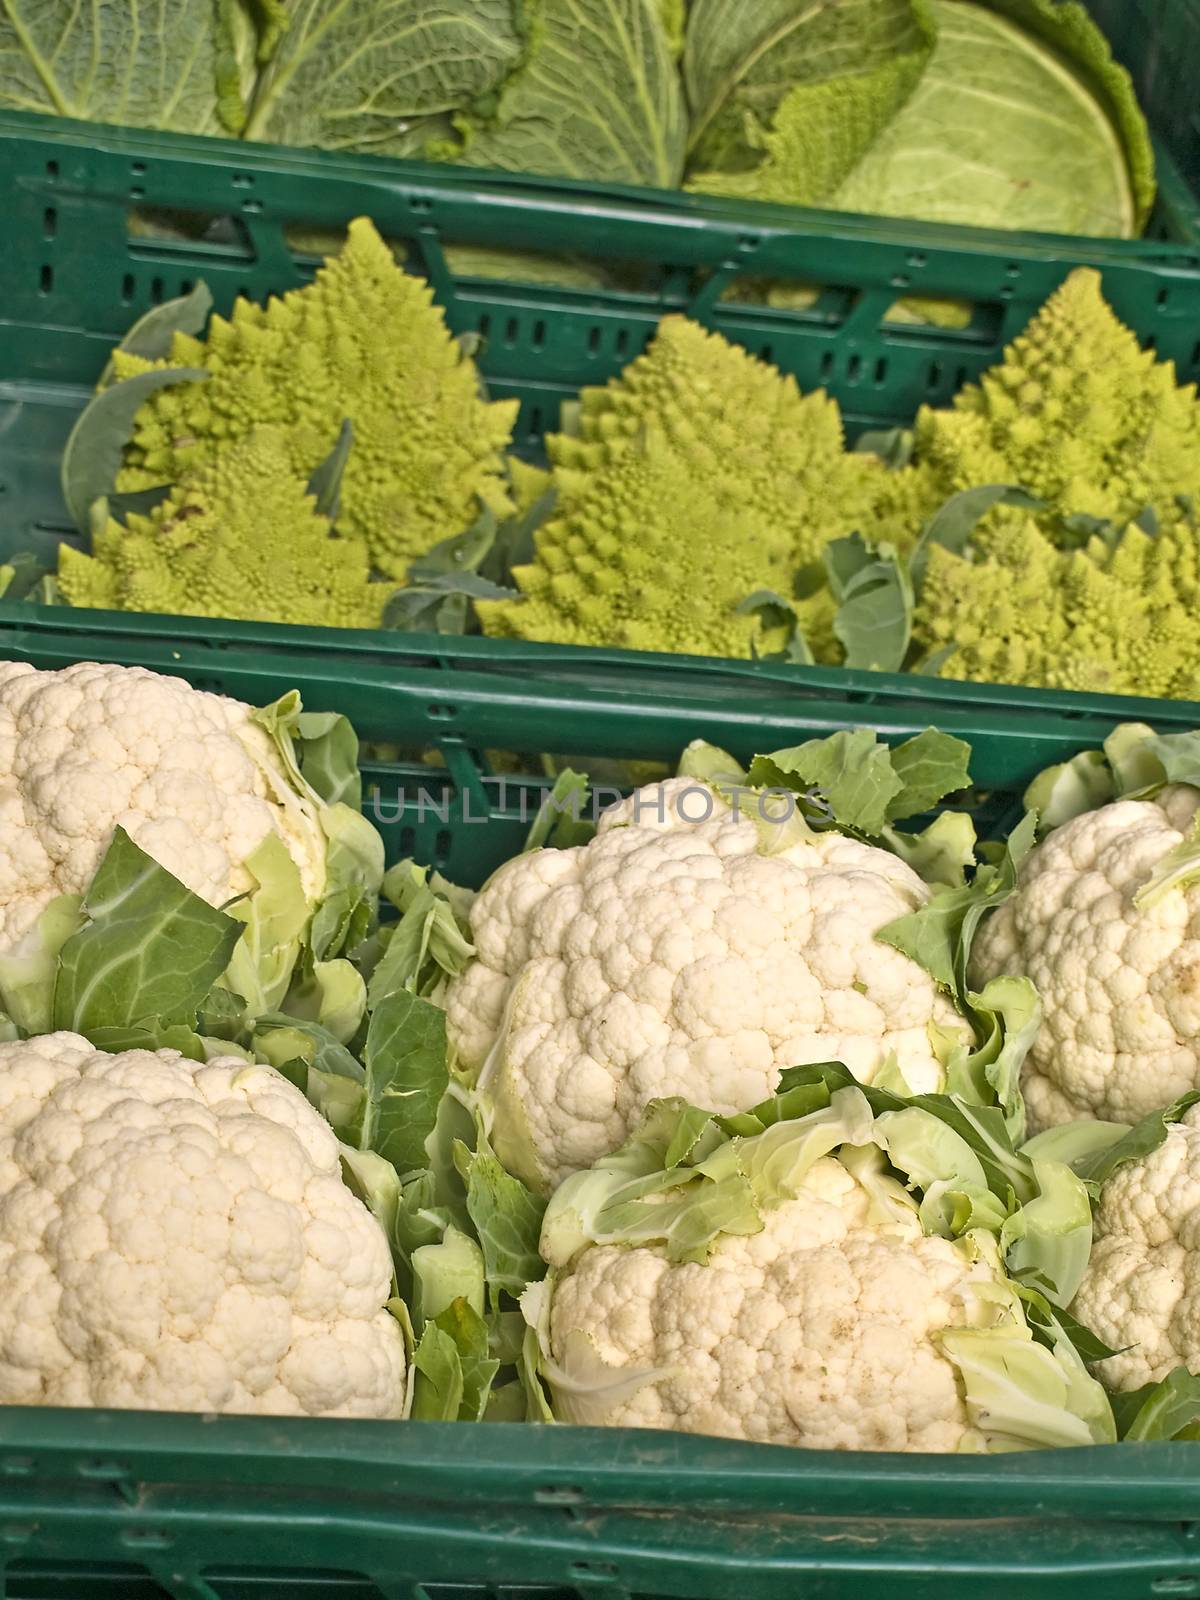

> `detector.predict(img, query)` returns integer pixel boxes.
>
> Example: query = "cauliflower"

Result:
[0,660,326,958]
[0,1033,407,1416]
[542,1157,1005,1450]
[971,784,1200,1130]
[58,428,393,630]
[525,1080,1113,1451]
[445,776,968,1192]
[1072,1103,1200,1392]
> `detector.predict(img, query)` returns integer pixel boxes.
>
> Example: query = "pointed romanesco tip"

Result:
[111,216,516,580]
[478,315,927,660]
[59,426,393,630]
[916,267,1200,529]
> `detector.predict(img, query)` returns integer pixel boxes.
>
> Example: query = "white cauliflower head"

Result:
[0,661,327,957]
[1071,1103,1200,1391]
[446,777,966,1192]
[539,1155,1015,1451]
[971,785,1200,1131]
[0,1033,407,1417]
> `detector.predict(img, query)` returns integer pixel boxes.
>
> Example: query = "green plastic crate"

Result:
[4,38,1200,727]
[0,655,1199,1597]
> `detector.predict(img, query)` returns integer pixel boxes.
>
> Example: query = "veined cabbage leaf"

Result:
[686,0,1154,238]
[428,0,688,188]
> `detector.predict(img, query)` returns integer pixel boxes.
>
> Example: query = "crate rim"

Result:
[2,1408,1199,1517]
[6,108,1200,272]
[4,599,1200,732]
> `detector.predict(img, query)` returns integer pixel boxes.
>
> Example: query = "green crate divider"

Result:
[2,1411,1200,1600]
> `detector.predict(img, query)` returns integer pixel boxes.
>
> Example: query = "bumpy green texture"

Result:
[914,515,1200,699]
[112,217,519,579]
[915,269,1200,525]
[475,316,899,656]
[910,268,1200,698]
[57,428,392,630]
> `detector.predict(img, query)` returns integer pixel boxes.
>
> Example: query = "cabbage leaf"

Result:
[686,0,1154,238]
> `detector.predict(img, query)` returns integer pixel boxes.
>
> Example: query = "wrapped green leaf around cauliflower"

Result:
[109,218,518,580]
[445,774,973,1194]
[523,1071,1113,1451]
[970,727,1200,1130]
[475,315,915,657]
[0,660,382,1035]
[0,1033,408,1415]
[58,427,394,629]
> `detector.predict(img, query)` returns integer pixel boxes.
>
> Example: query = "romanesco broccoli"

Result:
[110,218,519,579]
[58,429,392,630]
[476,315,901,657]
[913,511,1200,700]
[914,268,1200,532]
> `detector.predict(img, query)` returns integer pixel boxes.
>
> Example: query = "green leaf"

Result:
[881,811,977,888]
[61,368,209,533]
[1134,813,1200,910]
[435,0,687,189]
[220,832,311,1018]
[306,421,354,521]
[370,863,474,1004]
[412,1225,487,1326]
[748,729,902,835]
[910,484,1045,592]
[455,1130,547,1301]
[685,0,935,198]
[886,729,972,821]
[411,1324,466,1421]
[293,710,364,810]
[310,804,385,963]
[408,509,500,586]
[1024,749,1116,835]
[735,590,815,665]
[0,894,84,1035]
[842,0,1153,234]
[283,955,367,1045]
[523,769,593,852]
[359,992,451,1177]
[52,829,242,1038]
[675,741,748,786]
[878,810,1038,993]
[0,552,55,603]
[855,427,915,470]
[97,283,213,390]
[1112,1368,1200,1441]
[1074,1092,1200,1191]
[84,1023,208,1061]
[242,0,522,156]
[825,534,913,673]
[0,3,236,134]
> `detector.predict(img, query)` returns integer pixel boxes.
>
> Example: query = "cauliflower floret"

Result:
[545,1155,1000,1450]
[0,1034,406,1417]
[1071,1103,1200,1390]
[446,777,967,1191]
[971,785,1200,1129]
[0,660,326,955]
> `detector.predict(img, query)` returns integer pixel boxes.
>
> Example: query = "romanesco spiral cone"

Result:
[111,218,519,579]
[57,428,393,629]
[915,269,1200,531]
[912,511,1200,700]
[477,316,906,657]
